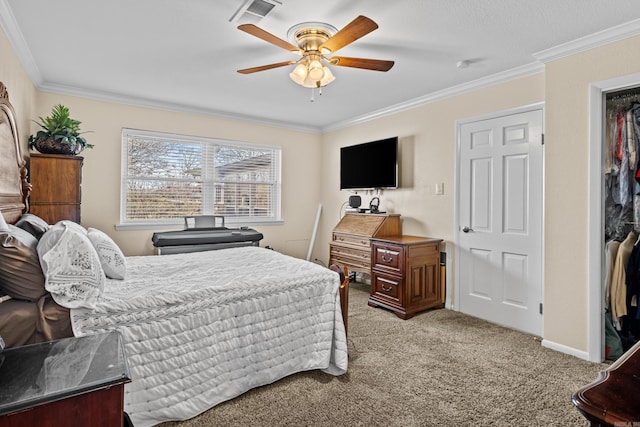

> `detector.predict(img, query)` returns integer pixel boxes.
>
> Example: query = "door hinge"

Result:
[539,303,543,315]
[541,133,545,145]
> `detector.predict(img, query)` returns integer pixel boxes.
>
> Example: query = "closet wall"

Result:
[604,87,640,360]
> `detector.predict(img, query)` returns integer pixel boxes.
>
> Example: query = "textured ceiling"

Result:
[2,0,640,132]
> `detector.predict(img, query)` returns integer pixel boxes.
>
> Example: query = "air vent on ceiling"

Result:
[229,0,282,24]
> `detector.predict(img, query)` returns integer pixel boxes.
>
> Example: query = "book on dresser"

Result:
[329,213,401,275]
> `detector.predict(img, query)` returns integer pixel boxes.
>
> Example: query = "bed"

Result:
[0,82,348,426]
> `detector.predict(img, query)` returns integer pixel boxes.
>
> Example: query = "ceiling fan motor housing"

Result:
[292,27,333,53]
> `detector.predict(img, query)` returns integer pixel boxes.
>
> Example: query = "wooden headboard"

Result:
[0,82,30,224]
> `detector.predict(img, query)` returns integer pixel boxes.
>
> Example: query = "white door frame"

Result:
[452,102,545,324]
[587,72,640,362]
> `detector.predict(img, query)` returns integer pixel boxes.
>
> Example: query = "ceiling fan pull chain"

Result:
[310,88,315,102]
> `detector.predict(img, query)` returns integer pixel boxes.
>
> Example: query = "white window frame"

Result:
[117,128,282,230]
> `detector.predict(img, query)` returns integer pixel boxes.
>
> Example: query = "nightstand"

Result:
[0,331,130,427]
[368,235,443,319]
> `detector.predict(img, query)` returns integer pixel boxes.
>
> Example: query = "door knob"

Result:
[462,226,472,233]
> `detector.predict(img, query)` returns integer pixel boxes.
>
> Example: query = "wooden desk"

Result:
[329,213,401,275]
[0,332,130,427]
[572,340,640,426]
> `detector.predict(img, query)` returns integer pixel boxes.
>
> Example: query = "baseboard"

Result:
[541,339,592,361]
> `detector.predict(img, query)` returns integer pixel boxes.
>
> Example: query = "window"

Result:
[120,128,281,227]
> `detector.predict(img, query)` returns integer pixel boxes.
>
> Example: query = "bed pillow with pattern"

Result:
[37,221,105,309]
[0,214,47,301]
[87,228,126,280]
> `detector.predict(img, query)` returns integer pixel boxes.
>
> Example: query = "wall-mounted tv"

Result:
[340,137,398,190]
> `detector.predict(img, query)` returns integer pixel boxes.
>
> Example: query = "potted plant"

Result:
[28,104,93,155]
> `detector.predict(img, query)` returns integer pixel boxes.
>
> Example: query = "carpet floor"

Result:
[159,281,605,427]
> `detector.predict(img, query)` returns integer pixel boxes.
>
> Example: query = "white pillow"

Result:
[87,228,126,280]
[37,222,105,309]
[37,220,88,255]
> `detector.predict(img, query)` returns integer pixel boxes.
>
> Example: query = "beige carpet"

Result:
[159,282,605,427]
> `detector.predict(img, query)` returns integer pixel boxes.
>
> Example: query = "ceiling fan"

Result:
[237,15,394,93]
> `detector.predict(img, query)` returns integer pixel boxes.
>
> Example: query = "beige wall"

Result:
[32,92,323,256]
[317,35,640,356]
[0,26,37,155]
[2,24,323,258]
[543,35,640,351]
[5,19,640,356]
[318,75,545,261]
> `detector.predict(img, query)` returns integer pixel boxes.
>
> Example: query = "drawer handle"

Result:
[381,255,393,263]
[381,283,393,292]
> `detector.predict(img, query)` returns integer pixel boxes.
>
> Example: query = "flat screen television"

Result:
[340,137,398,190]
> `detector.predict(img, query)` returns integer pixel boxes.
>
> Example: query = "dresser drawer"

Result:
[330,245,369,261]
[332,232,371,249]
[372,273,402,304]
[329,253,371,272]
[372,242,403,272]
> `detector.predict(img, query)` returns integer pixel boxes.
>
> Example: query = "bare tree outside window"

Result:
[121,130,281,225]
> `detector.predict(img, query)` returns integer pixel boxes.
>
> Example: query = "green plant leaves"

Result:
[28,104,93,150]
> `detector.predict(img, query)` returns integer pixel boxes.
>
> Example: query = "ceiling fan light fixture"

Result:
[307,59,324,80]
[238,16,391,96]
[289,63,308,85]
[319,66,335,86]
[289,59,335,89]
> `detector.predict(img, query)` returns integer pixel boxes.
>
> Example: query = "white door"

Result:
[456,107,543,336]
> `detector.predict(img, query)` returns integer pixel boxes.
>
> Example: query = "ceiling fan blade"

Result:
[319,15,379,53]
[238,24,301,53]
[237,60,297,74]
[329,56,394,71]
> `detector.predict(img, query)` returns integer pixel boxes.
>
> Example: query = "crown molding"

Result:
[322,62,545,132]
[328,19,640,132]
[37,81,322,133]
[0,0,43,85]
[534,18,640,63]
[3,0,640,134]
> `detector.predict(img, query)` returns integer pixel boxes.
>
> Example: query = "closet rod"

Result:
[606,88,640,102]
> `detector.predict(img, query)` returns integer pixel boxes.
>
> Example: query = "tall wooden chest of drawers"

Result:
[329,213,401,275]
[28,153,83,224]
[368,235,443,319]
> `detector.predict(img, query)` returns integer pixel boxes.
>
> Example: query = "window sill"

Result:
[114,219,284,231]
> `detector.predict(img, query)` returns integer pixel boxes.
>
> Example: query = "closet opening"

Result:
[602,86,640,361]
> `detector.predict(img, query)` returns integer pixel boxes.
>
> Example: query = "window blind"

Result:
[121,129,281,224]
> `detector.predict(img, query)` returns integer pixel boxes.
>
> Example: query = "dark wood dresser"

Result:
[368,235,443,319]
[329,213,401,275]
[0,331,130,427]
[28,153,83,223]
[572,340,640,426]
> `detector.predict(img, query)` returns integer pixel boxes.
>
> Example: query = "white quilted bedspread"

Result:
[70,247,348,427]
